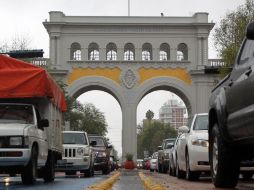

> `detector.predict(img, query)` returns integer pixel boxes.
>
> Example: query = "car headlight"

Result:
[77,148,84,155]
[191,139,209,147]
[9,137,23,146]
[96,151,106,157]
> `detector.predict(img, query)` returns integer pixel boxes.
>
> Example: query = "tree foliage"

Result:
[214,0,254,68]
[145,110,154,121]
[57,81,108,136]
[0,34,32,53]
[137,120,177,159]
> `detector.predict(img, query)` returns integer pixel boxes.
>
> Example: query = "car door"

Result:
[226,39,254,139]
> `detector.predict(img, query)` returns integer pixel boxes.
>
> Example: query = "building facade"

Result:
[159,99,187,129]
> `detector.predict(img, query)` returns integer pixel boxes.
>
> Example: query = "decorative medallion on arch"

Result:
[121,69,138,89]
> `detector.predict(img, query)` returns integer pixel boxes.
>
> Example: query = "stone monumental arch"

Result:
[43,11,218,159]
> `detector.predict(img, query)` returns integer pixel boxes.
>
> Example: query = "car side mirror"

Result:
[246,21,254,39]
[157,145,162,150]
[39,119,49,128]
[90,141,97,146]
[107,144,113,149]
[178,126,189,134]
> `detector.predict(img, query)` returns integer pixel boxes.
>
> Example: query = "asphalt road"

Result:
[0,172,106,190]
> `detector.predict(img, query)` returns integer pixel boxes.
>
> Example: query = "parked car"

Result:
[150,152,158,172]
[158,138,175,173]
[176,113,209,181]
[88,134,112,174]
[208,21,254,188]
[169,133,182,176]
[56,131,95,177]
[137,159,144,169]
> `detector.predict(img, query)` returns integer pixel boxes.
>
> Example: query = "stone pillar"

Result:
[136,47,142,61]
[122,102,137,161]
[153,47,159,61]
[171,47,177,61]
[100,47,106,61]
[203,38,208,66]
[118,47,124,61]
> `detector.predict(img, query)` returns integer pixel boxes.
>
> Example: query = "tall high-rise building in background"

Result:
[159,99,187,130]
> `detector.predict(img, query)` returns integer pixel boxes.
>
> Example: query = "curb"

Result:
[139,172,165,190]
[86,171,120,190]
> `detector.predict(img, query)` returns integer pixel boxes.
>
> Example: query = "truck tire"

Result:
[21,146,38,185]
[210,124,240,188]
[102,165,110,175]
[186,151,199,181]
[43,152,55,182]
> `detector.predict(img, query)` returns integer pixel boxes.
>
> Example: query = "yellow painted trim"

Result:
[138,68,192,85]
[67,68,121,85]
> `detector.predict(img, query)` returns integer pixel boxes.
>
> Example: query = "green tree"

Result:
[0,34,32,53]
[57,81,108,136]
[137,121,177,158]
[145,110,154,121]
[214,0,254,75]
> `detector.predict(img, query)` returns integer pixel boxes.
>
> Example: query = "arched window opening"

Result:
[142,43,152,61]
[70,42,81,60]
[159,43,170,61]
[88,42,99,60]
[106,43,117,60]
[177,43,188,61]
[124,43,135,61]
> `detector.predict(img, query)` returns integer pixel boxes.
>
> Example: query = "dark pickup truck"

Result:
[208,21,254,188]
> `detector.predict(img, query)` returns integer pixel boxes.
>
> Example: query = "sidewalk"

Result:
[112,169,145,190]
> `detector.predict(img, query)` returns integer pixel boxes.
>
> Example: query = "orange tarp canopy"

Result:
[0,55,67,112]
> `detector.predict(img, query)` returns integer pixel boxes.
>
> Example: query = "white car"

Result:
[56,131,95,177]
[176,113,209,180]
[150,152,158,172]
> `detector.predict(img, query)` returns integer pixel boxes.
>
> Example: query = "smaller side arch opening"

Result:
[177,43,188,61]
[142,43,152,61]
[88,42,99,60]
[159,43,170,61]
[70,42,81,61]
[124,43,135,61]
[106,42,117,60]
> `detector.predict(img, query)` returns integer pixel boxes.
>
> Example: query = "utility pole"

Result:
[128,0,130,16]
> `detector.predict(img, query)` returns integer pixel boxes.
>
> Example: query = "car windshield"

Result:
[89,136,105,147]
[63,133,87,145]
[193,115,208,130]
[0,104,34,124]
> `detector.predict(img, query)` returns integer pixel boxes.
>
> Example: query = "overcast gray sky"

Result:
[0,0,246,155]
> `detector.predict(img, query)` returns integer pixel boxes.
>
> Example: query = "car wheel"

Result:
[176,158,185,179]
[102,165,110,175]
[186,151,199,181]
[21,146,37,185]
[84,163,94,177]
[210,123,240,188]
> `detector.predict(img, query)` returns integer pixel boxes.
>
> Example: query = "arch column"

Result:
[122,102,137,161]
